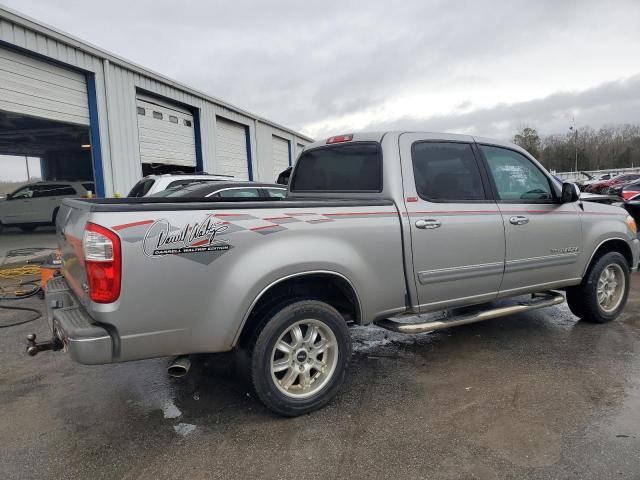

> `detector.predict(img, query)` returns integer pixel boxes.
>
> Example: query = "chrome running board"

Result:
[375,291,565,334]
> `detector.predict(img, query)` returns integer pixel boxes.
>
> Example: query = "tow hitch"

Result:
[26,333,63,356]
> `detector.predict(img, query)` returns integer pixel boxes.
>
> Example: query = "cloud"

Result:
[355,74,640,140]
[3,0,640,140]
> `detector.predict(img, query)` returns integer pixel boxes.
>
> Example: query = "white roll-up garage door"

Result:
[0,46,89,125]
[272,135,290,180]
[135,93,196,167]
[215,117,249,179]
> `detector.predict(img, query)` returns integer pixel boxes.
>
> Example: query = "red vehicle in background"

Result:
[621,180,640,226]
[585,173,640,194]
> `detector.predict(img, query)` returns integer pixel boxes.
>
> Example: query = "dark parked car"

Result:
[150,181,287,199]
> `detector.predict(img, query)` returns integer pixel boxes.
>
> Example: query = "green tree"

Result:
[513,127,542,158]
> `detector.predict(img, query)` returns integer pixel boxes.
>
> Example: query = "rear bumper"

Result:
[45,276,113,364]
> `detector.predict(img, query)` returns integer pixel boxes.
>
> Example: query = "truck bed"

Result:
[56,196,408,362]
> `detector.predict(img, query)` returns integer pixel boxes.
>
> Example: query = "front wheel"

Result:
[249,300,351,416]
[567,251,630,323]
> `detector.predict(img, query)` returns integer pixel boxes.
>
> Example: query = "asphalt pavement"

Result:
[0,227,57,265]
[1,278,639,479]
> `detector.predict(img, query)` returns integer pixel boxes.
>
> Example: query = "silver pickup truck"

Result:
[29,131,639,416]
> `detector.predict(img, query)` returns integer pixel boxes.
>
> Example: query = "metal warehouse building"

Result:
[0,7,313,197]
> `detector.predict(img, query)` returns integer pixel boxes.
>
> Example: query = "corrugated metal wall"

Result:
[0,12,312,196]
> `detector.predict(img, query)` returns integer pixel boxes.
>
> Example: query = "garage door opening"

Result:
[0,111,95,232]
[0,46,95,237]
[136,93,199,176]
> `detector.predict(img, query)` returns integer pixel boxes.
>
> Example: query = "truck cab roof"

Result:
[304,131,521,153]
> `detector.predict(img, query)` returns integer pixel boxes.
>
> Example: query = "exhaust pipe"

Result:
[167,355,191,378]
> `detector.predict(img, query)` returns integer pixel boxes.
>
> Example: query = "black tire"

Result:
[19,225,36,232]
[52,208,59,226]
[567,251,630,323]
[249,299,351,417]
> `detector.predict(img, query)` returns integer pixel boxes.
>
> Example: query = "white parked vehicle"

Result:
[127,174,235,197]
[0,181,94,232]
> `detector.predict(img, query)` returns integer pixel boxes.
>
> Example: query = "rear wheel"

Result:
[567,251,630,323]
[249,299,351,416]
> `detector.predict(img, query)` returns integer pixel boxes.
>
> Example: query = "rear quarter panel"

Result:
[89,204,407,362]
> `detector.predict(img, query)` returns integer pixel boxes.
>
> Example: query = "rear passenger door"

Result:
[477,143,582,292]
[399,133,506,311]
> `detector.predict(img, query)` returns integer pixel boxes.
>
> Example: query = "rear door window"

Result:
[32,185,53,198]
[265,188,287,198]
[411,142,486,201]
[212,188,260,198]
[291,143,382,192]
[52,185,77,196]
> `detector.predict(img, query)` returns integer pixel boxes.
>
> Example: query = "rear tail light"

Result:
[83,222,121,303]
[622,190,640,202]
[326,134,353,144]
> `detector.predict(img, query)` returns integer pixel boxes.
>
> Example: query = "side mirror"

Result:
[561,182,580,203]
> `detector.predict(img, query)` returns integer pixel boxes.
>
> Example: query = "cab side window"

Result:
[480,145,553,202]
[411,142,486,201]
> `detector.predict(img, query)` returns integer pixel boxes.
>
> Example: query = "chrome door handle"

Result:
[415,219,441,229]
[509,215,529,225]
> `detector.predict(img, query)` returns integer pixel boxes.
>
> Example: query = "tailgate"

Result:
[56,199,92,306]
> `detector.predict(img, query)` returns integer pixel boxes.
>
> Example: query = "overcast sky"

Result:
[3,0,640,142]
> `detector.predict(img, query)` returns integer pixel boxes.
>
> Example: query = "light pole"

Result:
[569,117,578,173]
